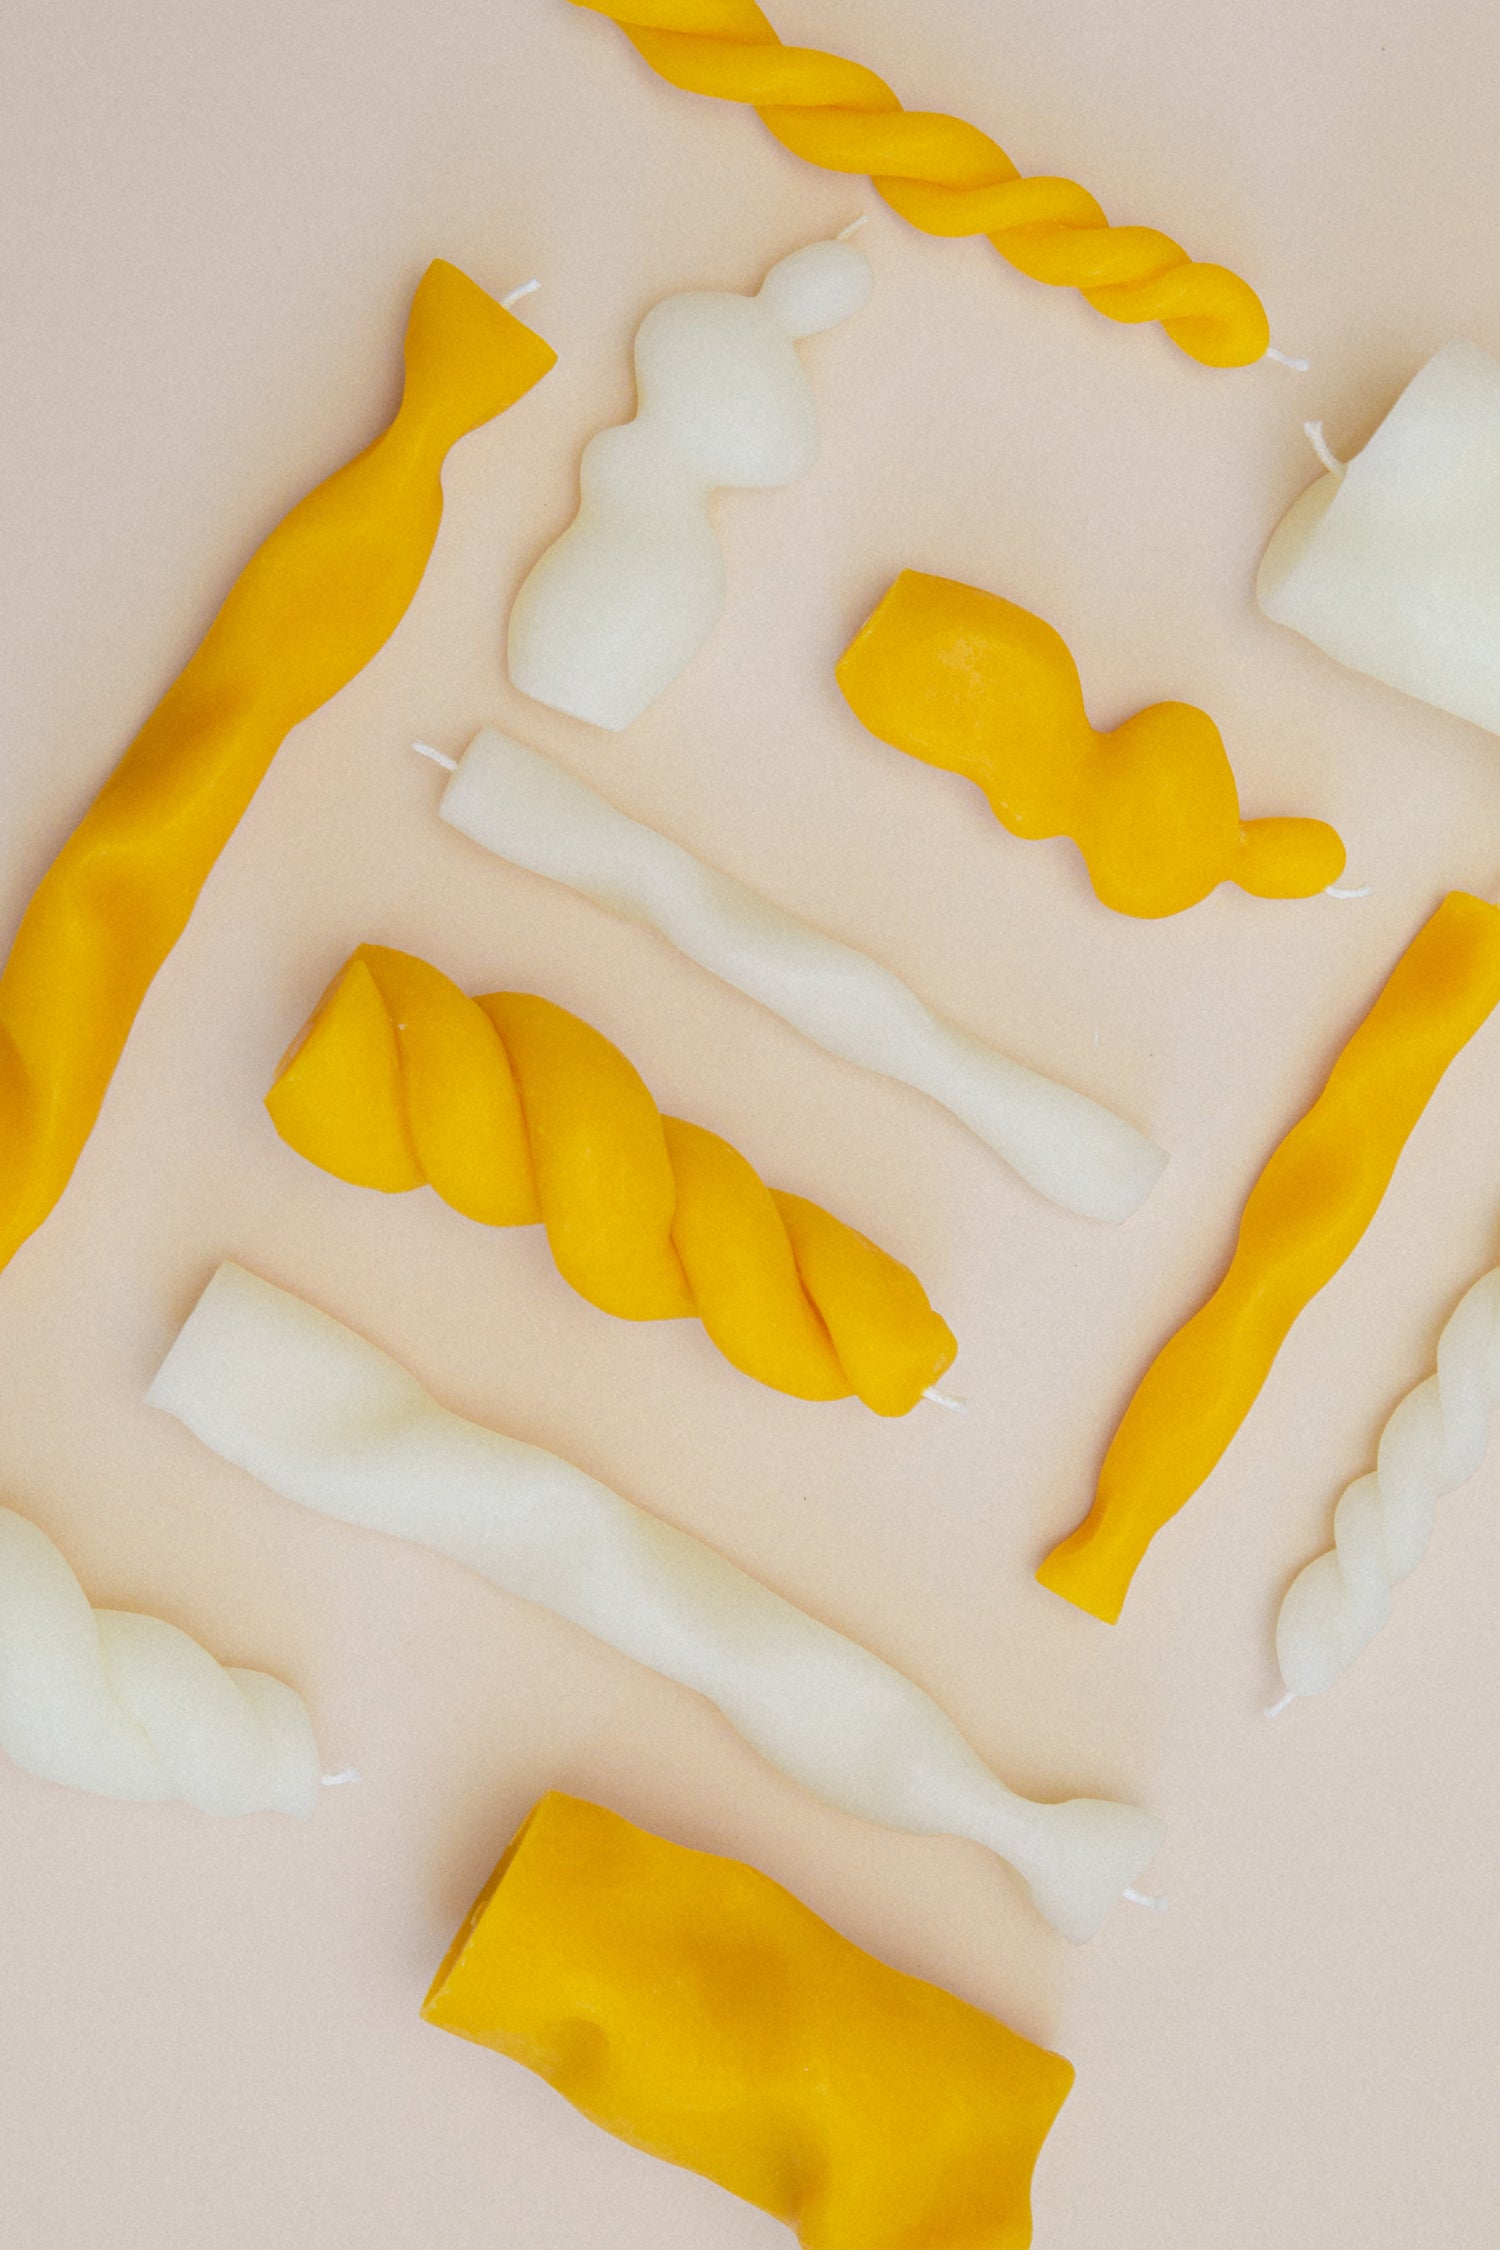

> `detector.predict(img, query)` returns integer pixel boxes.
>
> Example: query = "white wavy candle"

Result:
[435,729,1166,1222]
[507,237,873,730]
[149,1265,1165,1941]
[0,1505,318,1815]
[1275,1267,1500,1701]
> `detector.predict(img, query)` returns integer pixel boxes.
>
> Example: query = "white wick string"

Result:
[836,215,870,241]
[412,740,458,772]
[1123,1887,1168,1911]
[501,279,541,311]
[1265,345,1311,371]
[1264,1691,1297,1719]
[1326,882,1372,899]
[923,1386,967,1413]
[1304,420,1346,477]
[321,1766,360,1786]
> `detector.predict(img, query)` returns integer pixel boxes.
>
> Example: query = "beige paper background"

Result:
[2,1,1499,2242]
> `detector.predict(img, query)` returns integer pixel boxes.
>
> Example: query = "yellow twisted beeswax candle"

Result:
[838,572,1346,918]
[0,262,554,1274]
[424,1793,1075,2250]
[568,0,1269,368]
[1040,893,1500,1622]
[268,944,956,1415]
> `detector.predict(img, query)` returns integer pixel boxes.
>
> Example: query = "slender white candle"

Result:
[1258,341,1500,736]
[150,1264,1165,1942]
[507,237,874,730]
[1274,1266,1500,1702]
[0,1505,319,1815]
[435,729,1166,1223]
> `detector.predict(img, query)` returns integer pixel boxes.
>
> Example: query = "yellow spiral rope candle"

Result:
[0,261,554,1275]
[268,944,956,1415]
[569,0,1270,368]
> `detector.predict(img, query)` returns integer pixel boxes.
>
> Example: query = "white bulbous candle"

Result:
[0,1505,318,1815]
[435,728,1166,1222]
[507,237,873,730]
[1274,1266,1500,1702]
[151,1264,1165,1942]
[1259,342,1500,735]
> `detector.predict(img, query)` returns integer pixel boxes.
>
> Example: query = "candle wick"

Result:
[1265,345,1311,371]
[321,1766,361,1786]
[923,1386,967,1412]
[1123,1887,1168,1911]
[501,278,542,312]
[1326,882,1372,899]
[836,215,870,241]
[413,741,459,773]
[1303,420,1346,477]
[1263,1690,1297,1719]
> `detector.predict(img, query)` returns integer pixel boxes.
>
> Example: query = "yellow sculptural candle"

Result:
[837,572,1346,918]
[568,0,1269,368]
[1040,893,1500,1622]
[268,944,955,1415]
[424,1793,1075,2250]
[0,262,554,1273]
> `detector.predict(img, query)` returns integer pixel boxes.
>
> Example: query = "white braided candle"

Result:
[1274,1266,1500,1702]
[0,1505,319,1815]
[150,1264,1165,1941]
[435,728,1167,1223]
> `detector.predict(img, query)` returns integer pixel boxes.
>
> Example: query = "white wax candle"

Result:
[1274,1266,1500,1701]
[0,1505,318,1815]
[507,237,873,730]
[1259,342,1500,735]
[436,729,1166,1223]
[150,1264,1165,1941]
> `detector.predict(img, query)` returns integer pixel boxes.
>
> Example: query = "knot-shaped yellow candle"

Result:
[568,0,1269,368]
[424,1793,1075,2250]
[837,572,1346,918]
[268,944,955,1415]
[0,261,554,1274]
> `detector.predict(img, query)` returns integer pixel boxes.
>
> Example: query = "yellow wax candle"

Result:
[0,262,554,1273]
[424,1793,1075,2250]
[1039,893,1500,1622]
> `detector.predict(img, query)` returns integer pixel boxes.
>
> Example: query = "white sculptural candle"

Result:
[507,236,873,730]
[0,1505,319,1815]
[1274,1265,1500,1703]
[1258,342,1500,735]
[433,728,1166,1223]
[150,1264,1165,1941]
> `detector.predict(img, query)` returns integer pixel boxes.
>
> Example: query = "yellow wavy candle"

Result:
[1039,893,1500,1622]
[0,262,555,1273]
[268,944,956,1415]
[424,1792,1075,2250]
[568,0,1270,368]
[838,571,1346,918]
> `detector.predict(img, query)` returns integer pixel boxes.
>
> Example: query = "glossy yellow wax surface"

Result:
[0,262,554,1275]
[1040,892,1500,1621]
[569,0,1269,367]
[424,1793,1074,2250]
[838,572,1346,918]
[267,945,955,1414]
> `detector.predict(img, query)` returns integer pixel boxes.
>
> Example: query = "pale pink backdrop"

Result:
[2,1,1498,2244]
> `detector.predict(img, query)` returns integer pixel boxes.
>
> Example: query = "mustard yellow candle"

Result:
[1040,893,1500,1622]
[268,945,955,1415]
[837,572,1346,918]
[0,263,554,1273]
[424,1793,1075,2250]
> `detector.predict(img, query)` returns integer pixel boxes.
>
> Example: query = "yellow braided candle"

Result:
[268,944,956,1415]
[0,262,554,1275]
[569,0,1270,368]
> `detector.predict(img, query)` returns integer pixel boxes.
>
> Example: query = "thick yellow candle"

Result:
[424,1793,1075,2250]
[0,262,554,1273]
[837,572,1345,918]
[1040,893,1500,1621]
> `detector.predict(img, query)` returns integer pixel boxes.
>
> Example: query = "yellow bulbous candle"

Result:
[837,572,1346,918]
[268,944,955,1415]
[1040,893,1500,1621]
[0,262,555,1273]
[424,1793,1075,2250]
[567,0,1269,368]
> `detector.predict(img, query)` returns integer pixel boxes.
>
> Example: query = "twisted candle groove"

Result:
[268,944,955,1416]
[151,1265,1166,1941]
[0,1507,319,1816]
[1275,1268,1500,1699]
[568,0,1270,368]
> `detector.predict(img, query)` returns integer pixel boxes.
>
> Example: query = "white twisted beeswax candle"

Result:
[0,1505,318,1815]
[435,729,1166,1223]
[507,237,873,729]
[150,1265,1165,1941]
[1275,1266,1500,1701]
